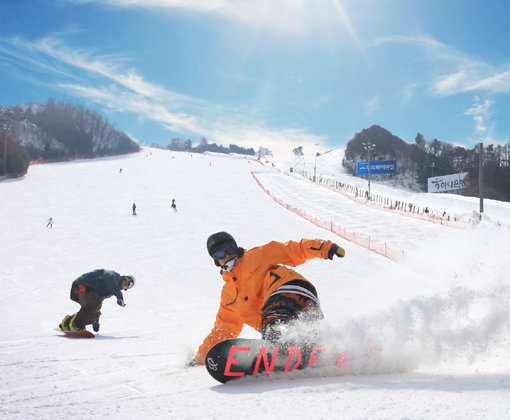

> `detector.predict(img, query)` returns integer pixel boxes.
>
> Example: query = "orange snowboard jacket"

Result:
[194,238,335,364]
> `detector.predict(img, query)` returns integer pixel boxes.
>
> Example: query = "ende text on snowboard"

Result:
[207,344,349,378]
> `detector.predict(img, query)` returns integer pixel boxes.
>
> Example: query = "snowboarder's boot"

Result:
[262,319,288,343]
[92,319,100,332]
[59,314,84,332]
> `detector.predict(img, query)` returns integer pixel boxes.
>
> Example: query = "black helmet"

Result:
[207,232,238,264]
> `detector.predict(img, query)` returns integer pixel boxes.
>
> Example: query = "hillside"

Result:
[0,100,140,176]
[343,125,510,201]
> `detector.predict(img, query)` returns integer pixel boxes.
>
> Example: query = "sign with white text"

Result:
[428,172,469,193]
[357,160,397,175]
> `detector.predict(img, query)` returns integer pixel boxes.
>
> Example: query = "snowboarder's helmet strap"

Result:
[207,232,237,260]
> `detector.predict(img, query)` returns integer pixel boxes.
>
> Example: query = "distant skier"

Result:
[188,232,345,365]
[59,269,135,333]
[132,202,137,215]
[171,199,177,212]
[46,217,53,228]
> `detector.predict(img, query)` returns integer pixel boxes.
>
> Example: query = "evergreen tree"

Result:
[0,133,30,177]
[414,133,426,150]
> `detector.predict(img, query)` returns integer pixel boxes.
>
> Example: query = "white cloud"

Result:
[0,12,332,158]
[66,0,361,41]
[466,70,510,93]
[373,33,510,96]
[372,34,446,51]
[464,96,494,139]
[0,33,327,158]
[433,69,510,96]
[60,82,327,158]
[33,36,171,100]
[432,71,467,96]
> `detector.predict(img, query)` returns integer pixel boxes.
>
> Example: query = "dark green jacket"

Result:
[71,269,124,302]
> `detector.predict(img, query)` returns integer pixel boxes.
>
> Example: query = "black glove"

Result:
[117,298,126,307]
[328,244,345,259]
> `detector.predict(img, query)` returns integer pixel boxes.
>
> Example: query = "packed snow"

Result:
[1,147,509,419]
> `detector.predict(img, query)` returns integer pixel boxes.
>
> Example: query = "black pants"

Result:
[260,280,323,342]
[71,286,102,329]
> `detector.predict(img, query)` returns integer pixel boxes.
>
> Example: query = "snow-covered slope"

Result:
[1,148,509,419]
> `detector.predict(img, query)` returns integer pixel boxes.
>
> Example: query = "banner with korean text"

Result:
[357,160,397,175]
[428,172,469,193]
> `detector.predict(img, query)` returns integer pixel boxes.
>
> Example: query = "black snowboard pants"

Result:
[74,291,102,329]
[260,279,323,343]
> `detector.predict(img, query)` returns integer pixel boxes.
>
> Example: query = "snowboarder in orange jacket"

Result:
[190,232,345,365]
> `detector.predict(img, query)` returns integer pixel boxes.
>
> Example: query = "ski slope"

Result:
[1,148,509,419]
[253,170,451,254]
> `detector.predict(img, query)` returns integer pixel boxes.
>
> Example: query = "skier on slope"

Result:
[59,269,135,333]
[188,232,345,365]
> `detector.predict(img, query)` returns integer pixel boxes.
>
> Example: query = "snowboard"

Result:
[205,338,349,383]
[56,329,95,338]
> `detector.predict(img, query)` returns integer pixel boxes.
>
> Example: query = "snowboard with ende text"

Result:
[205,338,349,383]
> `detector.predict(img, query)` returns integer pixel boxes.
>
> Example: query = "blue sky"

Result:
[1,0,509,157]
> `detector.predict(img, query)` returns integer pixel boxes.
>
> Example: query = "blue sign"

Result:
[357,160,397,175]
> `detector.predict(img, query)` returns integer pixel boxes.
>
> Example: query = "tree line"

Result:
[165,136,271,158]
[0,100,140,177]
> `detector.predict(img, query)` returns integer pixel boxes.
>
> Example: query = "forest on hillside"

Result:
[164,136,273,158]
[342,125,510,201]
[0,100,140,177]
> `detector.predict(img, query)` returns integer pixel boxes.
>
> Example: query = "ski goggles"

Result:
[212,241,237,259]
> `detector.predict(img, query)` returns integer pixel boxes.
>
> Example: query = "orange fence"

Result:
[251,172,405,262]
